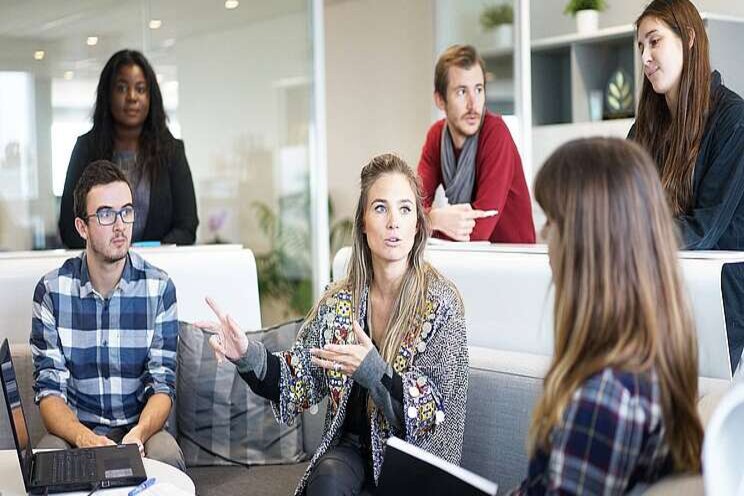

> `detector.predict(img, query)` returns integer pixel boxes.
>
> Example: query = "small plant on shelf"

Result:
[563,0,607,16]
[479,4,514,31]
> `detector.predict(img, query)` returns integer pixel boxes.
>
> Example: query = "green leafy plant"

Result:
[252,194,353,316]
[480,4,514,30]
[564,0,607,16]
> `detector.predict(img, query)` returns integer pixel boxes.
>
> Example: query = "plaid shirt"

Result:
[513,368,673,495]
[30,251,177,434]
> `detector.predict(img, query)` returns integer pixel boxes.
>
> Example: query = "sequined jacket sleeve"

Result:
[399,281,469,465]
[270,301,332,425]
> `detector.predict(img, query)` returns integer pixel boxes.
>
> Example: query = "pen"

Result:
[128,477,156,496]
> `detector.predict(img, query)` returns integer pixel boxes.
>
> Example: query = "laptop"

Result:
[377,436,498,495]
[0,339,147,494]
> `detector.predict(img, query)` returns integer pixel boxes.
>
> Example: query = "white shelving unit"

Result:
[482,46,515,115]
[531,23,638,126]
[529,13,744,172]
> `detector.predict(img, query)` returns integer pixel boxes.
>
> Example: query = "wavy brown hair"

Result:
[633,0,711,215]
[531,138,703,472]
[434,44,486,102]
[308,153,437,365]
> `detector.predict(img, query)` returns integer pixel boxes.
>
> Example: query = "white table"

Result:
[0,450,195,495]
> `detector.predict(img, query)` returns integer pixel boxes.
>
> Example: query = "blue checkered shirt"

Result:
[512,368,674,495]
[30,251,178,434]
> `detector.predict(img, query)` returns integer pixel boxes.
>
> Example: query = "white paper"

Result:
[432,184,449,209]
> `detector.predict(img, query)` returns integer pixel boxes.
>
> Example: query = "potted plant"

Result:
[480,4,514,48]
[564,0,607,34]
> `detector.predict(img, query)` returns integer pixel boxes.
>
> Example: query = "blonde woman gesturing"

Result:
[199,154,468,495]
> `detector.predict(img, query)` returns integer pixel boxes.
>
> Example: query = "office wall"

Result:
[325,0,435,221]
[175,11,310,251]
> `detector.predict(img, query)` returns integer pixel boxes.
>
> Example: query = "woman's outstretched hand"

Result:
[310,320,374,376]
[194,296,249,363]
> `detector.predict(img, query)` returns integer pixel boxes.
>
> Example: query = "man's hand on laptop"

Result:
[122,427,145,457]
[429,203,498,241]
[75,429,115,449]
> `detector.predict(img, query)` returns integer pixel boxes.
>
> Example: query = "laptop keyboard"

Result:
[49,450,97,484]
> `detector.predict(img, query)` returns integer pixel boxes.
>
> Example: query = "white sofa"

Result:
[0,244,262,345]
[334,243,740,381]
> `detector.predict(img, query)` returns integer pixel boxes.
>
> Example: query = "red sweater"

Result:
[417,112,536,243]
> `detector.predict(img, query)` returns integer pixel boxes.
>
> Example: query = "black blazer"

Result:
[628,71,744,250]
[59,131,199,248]
[629,70,744,371]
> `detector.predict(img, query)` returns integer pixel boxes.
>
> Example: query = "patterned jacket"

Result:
[272,269,468,495]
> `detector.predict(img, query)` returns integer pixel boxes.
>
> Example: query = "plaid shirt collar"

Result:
[78,251,136,299]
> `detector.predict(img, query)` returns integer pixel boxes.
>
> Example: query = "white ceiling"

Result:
[0,0,308,78]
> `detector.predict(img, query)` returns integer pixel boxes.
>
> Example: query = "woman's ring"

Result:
[333,361,341,372]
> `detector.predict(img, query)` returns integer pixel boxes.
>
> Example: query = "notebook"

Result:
[377,436,498,495]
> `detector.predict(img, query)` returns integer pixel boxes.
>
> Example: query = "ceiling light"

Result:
[86,36,98,46]
[33,50,45,61]
[149,19,162,29]
[224,0,239,9]
[63,71,74,80]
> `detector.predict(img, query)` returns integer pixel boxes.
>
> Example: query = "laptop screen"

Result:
[0,339,33,486]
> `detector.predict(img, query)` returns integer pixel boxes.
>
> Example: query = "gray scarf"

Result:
[440,123,479,205]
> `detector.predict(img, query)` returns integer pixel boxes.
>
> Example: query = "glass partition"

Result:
[0,0,321,324]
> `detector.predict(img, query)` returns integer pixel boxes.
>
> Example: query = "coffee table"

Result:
[0,450,195,495]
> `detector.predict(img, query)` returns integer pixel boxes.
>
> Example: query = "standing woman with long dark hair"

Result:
[59,49,198,248]
[512,138,703,494]
[630,0,744,371]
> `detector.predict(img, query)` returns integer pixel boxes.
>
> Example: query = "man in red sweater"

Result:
[418,45,535,243]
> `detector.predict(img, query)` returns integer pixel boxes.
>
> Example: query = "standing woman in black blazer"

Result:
[630,0,744,371]
[59,49,198,248]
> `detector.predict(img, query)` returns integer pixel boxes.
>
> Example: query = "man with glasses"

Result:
[30,160,184,470]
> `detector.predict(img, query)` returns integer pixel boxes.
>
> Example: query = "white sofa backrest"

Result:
[0,245,261,344]
[333,244,739,380]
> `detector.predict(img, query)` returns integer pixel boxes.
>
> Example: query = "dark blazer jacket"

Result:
[59,131,199,248]
[629,70,744,371]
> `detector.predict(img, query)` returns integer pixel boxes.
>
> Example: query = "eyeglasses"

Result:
[85,206,135,226]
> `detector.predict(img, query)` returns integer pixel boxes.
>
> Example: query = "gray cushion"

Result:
[176,320,306,466]
[461,366,542,491]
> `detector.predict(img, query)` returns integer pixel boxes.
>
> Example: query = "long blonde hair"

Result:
[532,138,702,472]
[311,153,432,364]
